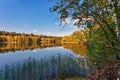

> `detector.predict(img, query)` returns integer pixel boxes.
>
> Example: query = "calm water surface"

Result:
[0,43,93,79]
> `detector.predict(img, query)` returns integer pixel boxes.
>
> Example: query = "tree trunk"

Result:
[112,0,120,41]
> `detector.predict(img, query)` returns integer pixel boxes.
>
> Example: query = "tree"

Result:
[51,0,119,38]
[51,0,120,68]
[51,0,120,52]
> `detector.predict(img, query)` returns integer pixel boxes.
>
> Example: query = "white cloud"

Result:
[40,32,53,36]
[0,27,6,30]
[54,17,73,26]
[60,17,79,29]
[63,17,71,24]
[73,19,80,23]
[62,17,71,25]
[32,29,38,33]
[47,32,52,35]
[0,24,8,30]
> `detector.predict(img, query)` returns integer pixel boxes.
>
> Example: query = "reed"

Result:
[0,54,91,80]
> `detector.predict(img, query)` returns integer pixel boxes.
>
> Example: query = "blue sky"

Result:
[0,0,79,36]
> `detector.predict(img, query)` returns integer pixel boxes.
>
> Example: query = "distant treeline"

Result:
[0,30,89,55]
[0,29,89,45]
[62,29,89,44]
[0,31,62,44]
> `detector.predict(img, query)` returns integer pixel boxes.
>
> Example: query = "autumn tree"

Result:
[51,0,120,53]
[50,0,120,68]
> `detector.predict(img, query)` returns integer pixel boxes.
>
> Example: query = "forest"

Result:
[50,0,120,79]
[0,31,62,45]
[0,0,120,79]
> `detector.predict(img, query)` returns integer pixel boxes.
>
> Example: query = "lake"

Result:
[0,43,93,80]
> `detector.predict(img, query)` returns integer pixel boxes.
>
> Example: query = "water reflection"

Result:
[0,43,61,54]
[0,43,88,56]
[0,43,92,79]
[0,54,92,80]
[62,43,88,56]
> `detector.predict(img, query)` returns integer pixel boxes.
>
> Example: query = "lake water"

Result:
[0,43,93,80]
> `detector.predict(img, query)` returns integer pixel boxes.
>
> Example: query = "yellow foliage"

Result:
[62,29,89,44]
[62,43,88,56]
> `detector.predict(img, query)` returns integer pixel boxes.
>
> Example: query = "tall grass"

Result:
[0,54,92,80]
